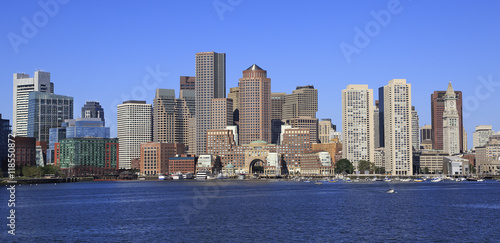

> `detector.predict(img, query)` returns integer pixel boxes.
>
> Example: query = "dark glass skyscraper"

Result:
[82,101,105,125]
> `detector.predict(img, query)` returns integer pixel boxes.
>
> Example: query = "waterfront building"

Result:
[130,158,140,170]
[420,125,433,150]
[431,84,464,152]
[238,64,271,144]
[442,82,460,155]
[117,101,152,169]
[196,154,220,173]
[374,147,385,169]
[169,155,196,174]
[311,142,342,165]
[473,125,495,150]
[180,76,195,90]
[13,137,36,167]
[12,71,53,136]
[282,85,318,120]
[54,137,118,176]
[411,106,420,151]
[211,98,233,130]
[206,128,242,169]
[443,156,469,176]
[383,79,413,176]
[284,117,318,144]
[299,152,333,175]
[0,114,11,171]
[140,142,185,175]
[27,91,74,142]
[341,84,374,170]
[413,150,448,174]
[195,51,226,155]
[278,128,311,174]
[81,101,105,125]
[475,134,500,175]
[243,141,280,175]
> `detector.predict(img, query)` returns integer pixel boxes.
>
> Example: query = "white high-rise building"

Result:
[117,101,152,169]
[13,71,54,136]
[443,82,460,155]
[342,85,374,170]
[383,79,413,176]
[473,125,495,150]
[195,51,226,155]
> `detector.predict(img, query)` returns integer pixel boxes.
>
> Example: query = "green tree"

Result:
[424,167,429,174]
[41,164,60,176]
[335,159,354,174]
[358,160,372,172]
[375,166,385,174]
[22,166,42,177]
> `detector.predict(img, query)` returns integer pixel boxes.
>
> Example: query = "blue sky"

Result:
[1,0,499,148]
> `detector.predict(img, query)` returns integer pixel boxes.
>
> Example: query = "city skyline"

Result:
[2,1,500,150]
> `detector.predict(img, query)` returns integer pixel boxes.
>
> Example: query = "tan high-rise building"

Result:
[117,101,152,169]
[271,92,286,120]
[195,51,226,155]
[180,76,195,90]
[383,79,413,176]
[341,85,374,170]
[239,64,271,144]
[228,87,240,112]
[318,119,335,144]
[211,98,233,130]
[153,89,195,147]
[153,89,176,143]
[282,85,318,120]
[187,117,196,155]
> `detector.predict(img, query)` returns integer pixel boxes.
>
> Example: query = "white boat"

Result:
[384,177,392,182]
[400,178,412,182]
[158,173,167,180]
[172,174,183,180]
[217,173,228,179]
[195,171,211,180]
[371,177,378,182]
[431,177,442,182]
[477,179,485,182]
[386,189,395,193]
[238,174,246,180]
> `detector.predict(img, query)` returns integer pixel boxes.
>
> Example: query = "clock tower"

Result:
[443,82,460,155]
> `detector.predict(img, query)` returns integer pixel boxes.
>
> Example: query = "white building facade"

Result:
[442,82,460,155]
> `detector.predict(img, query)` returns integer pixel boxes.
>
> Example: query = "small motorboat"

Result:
[477,179,485,182]
[386,189,395,194]
[414,178,424,182]
[315,182,323,185]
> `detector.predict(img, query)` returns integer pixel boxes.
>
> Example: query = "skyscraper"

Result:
[284,117,319,144]
[271,92,286,120]
[442,82,460,155]
[318,119,335,144]
[176,90,196,147]
[180,76,195,90]
[117,101,152,169]
[195,51,226,155]
[27,92,74,142]
[211,98,233,130]
[81,101,105,125]
[153,89,176,143]
[473,125,495,150]
[13,71,53,136]
[239,64,271,144]
[282,85,318,120]
[342,85,374,170]
[383,79,413,176]
[431,85,463,152]
[411,106,420,151]
[228,87,240,125]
